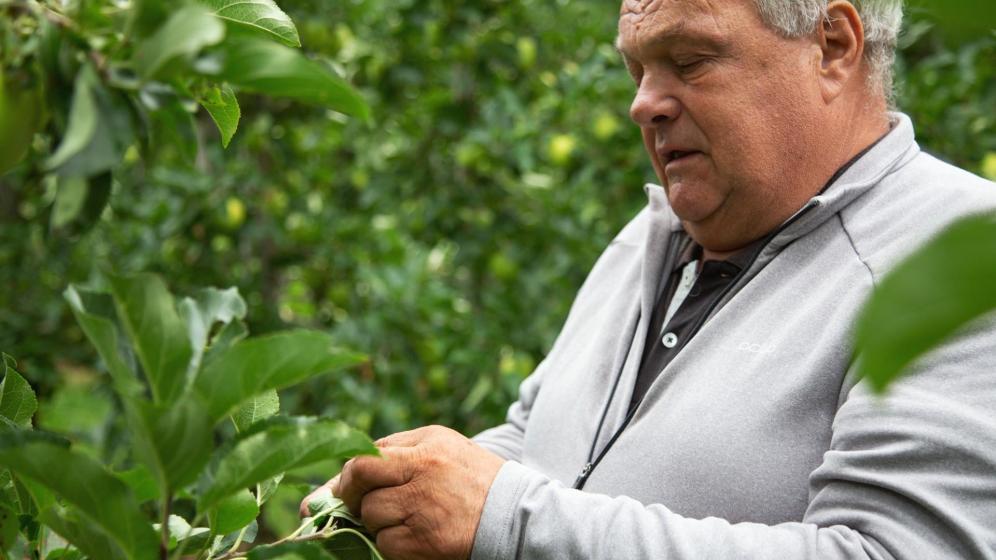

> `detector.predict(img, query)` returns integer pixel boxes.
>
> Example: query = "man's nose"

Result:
[629,76,681,127]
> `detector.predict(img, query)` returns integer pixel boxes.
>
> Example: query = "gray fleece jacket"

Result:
[471,113,996,559]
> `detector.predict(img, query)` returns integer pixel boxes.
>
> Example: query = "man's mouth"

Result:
[661,149,701,165]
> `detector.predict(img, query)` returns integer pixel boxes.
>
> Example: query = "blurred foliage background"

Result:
[1,0,994,535]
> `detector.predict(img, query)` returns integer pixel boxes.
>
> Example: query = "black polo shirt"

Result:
[627,239,761,413]
[627,136,886,414]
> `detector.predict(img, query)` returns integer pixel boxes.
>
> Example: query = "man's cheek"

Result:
[642,127,667,184]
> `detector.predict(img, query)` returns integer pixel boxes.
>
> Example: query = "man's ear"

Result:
[817,1,865,102]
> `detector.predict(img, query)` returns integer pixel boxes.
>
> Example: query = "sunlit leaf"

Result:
[198,417,376,512]
[107,272,192,404]
[855,214,996,391]
[128,397,214,493]
[213,38,369,118]
[133,5,225,80]
[165,514,211,551]
[179,286,247,380]
[199,0,300,47]
[195,330,365,421]
[232,389,279,433]
[209,488,259,535]
[0,354,36,427]
[0,431,158,560]
[63,286,144,399]
[199,84,241,147]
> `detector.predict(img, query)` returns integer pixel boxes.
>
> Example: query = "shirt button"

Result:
[662,332,678,348]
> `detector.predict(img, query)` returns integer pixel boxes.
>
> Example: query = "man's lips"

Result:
[656,143,702,163]
[658,147,703,169]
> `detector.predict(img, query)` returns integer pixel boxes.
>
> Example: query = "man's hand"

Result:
[300,425,505,560]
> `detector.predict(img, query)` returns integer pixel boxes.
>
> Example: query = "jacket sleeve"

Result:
[470,317,996,559]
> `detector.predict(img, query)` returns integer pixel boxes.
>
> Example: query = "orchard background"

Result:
[2,0,995,546]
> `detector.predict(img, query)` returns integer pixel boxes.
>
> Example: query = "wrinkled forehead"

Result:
[619,0,716,18]
[620,0,665,18]
[617,0,758,53]
[619,0,717,34]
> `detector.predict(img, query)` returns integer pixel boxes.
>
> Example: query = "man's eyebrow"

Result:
[614,24,727,58]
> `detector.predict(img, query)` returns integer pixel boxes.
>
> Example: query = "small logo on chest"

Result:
[737,341,776,355]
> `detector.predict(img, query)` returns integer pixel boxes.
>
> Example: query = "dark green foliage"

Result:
[1,271,378,559]
[0,0,994,553]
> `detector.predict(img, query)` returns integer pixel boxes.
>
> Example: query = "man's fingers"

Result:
[375,427,425,448]
[360,486,410,534]
[299,475,339,517]
[375,524,420,560]
[337,447,417,514]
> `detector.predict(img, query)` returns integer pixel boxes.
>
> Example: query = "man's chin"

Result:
[666,189,723,225]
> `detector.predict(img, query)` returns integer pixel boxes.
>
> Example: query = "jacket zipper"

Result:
[572,201,821,490]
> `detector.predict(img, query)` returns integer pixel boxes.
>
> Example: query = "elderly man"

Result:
[305,1,996,558]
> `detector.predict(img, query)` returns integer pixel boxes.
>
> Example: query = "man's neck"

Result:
[699,109,892,264]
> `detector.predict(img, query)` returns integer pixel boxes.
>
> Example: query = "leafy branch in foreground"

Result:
[0,0,368,237]
[0,273,382,559]
[855,213,996,391]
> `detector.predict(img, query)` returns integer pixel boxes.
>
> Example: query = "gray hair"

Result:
[753,0,903,99]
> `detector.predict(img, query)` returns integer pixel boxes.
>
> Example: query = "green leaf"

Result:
[133,5,226,80]
[0,503,19,551]
[855,214,996,391]
[115,465,160,504]
[199,0,300,47]
[50,173,113,235]
[210,519,257,556]
[232,390,279,433]
[213,38,369,118]
[199,84,241,147]
[38,384,113,436]
[128,398,214,494]
[165,514,211,551]
[107,272,193,404]
[209,488,258,535]
[195,330,365,422]
[256,473,284,505]
[148,98,199,165]
[198,417,376,513]
[63,286,143,399]
[203,319,249,366]
[179,286,247,380]
[41,506,129,560]
[0,431,159,560]
[324,529,383,560]
[51,177,87,229]
[0,355,36,427]
[910,0,996,39]
[44,65,133,178]
[305,487,360,527]
[247,541,336,560]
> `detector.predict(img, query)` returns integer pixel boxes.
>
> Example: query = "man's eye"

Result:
[675,58,709,74]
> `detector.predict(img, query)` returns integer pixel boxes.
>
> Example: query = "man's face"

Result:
[618,0,825,251]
